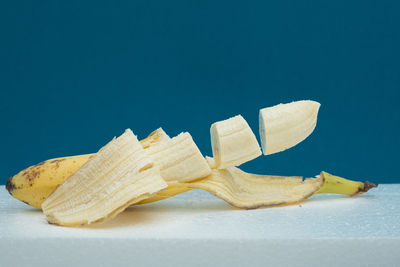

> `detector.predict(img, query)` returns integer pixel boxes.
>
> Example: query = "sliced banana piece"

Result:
[41,129,167,226]
[146,132,211,182]
[187,167,323,209]
[210,115,261,169]
[259,100,320,155]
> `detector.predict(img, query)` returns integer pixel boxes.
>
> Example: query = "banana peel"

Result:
[6,154,377,210]
[6,154,93,209]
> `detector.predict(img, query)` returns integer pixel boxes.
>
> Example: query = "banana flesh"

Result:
[211,115,261,169]
[146,132,211,182]
[41,129,167,226]
[259,100,320,155]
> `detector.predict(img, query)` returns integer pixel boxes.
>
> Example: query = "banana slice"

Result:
[41,129,167,226]
[211,115,261,169]
[259,100,321,155]
[146,132,211,182]
[187,167,323,209]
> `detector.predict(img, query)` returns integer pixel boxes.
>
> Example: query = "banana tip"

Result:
[361,181,378,193]
[5,177,15,194]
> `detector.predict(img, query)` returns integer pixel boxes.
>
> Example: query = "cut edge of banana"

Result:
[210,115,261,169]
[259,100,321,155]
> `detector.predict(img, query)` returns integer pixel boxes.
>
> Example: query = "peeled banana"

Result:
[42,129,167,226]
[259,100,320,155]
[4,99,378,228]
[211,115,261,169]
[7,151,377,211]
[6,128,170,209]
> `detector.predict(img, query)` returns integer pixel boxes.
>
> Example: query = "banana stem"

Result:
[314,171,378,196]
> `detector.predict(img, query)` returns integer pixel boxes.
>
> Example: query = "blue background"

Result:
[1,0,399,184]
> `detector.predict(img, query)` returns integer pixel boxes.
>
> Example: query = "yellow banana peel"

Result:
[6,154,377,210]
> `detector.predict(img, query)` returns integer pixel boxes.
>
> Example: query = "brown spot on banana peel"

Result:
[50,158,66,169]
[50,159,65,164]
[25,168,43,182]
[36,161,47,166]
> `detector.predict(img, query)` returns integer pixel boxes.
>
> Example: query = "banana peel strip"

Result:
[140,167,324,209]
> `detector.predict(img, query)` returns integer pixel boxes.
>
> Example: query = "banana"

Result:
[5,100,378,223]
[7,153,378,211]
[211,115,261,169]
[6,128,170,209]
[41,129,167,226]
[146,132,211,182]
[259,100,320,155]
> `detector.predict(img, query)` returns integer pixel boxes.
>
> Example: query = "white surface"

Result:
[1,184,399,267]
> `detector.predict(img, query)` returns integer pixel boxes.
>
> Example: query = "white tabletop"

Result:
[1,184,399,267]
